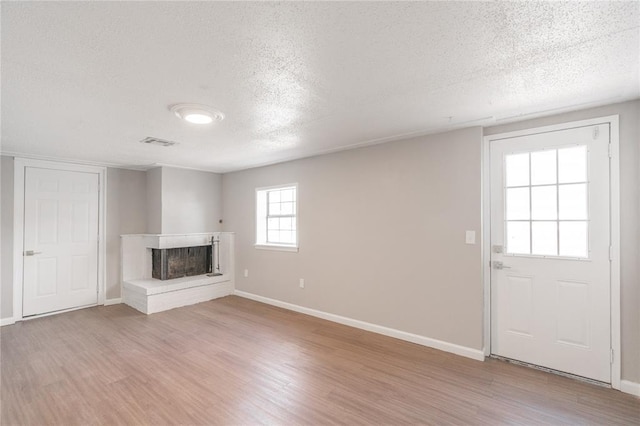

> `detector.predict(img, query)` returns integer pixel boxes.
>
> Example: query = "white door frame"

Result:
[13,158,107,320]
[482,115,620,390]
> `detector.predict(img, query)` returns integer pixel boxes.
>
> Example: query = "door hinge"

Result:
[593,126,600,139]
[609,246,613,261]
[608,144,612,158]
[610,348,614,364]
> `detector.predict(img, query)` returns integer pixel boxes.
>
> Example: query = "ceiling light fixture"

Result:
[170,103,225,125]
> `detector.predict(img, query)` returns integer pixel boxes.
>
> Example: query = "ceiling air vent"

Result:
[139,136,179,147]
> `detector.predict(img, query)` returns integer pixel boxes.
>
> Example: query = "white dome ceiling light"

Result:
[170,103,225,125]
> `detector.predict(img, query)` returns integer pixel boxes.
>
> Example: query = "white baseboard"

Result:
[0,317,16,327]
[104,298,122,306]
[234,290,485,362]
[621,380,640,397]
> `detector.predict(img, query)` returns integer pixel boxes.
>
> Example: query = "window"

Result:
[504,145,589,258]
[256,184,297,251]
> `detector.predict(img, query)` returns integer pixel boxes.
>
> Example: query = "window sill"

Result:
[254,244,299,253]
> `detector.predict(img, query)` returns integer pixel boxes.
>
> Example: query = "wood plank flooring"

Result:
[2,296,638,425]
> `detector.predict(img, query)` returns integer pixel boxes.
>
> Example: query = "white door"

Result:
[23,167,100,316]
[490,124,611,383]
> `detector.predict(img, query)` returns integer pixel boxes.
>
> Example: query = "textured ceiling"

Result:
[2,2,639,172]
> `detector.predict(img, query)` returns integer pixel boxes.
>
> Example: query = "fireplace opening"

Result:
[152,246,212,280]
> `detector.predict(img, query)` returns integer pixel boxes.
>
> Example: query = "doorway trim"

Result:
[482,115,620,390]
[13,158,107,321]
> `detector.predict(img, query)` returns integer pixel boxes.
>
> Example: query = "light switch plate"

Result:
[465,230,476,245]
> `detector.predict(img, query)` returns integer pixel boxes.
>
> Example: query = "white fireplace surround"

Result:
[121,232,235,314]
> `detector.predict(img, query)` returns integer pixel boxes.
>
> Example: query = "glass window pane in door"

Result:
[506,187,530,220]
[505,153,529,187]
[559,221,588,257]
[531,150,557,185]
[531,186,557,220]
[559,184,587,220]
[558,146,587,183]
[507,221,530,255]
[532,221,558,256]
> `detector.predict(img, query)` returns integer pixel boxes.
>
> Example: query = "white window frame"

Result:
[503,144,591,259]
[255,183,298,252]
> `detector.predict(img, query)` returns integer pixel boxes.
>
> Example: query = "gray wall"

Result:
[145,166,223,234]
[223,127,484,350]
[160,167,222,234]
[146,167,162,234]
[1,156,14,319]
[106,168,147,299]
[485,99,640,383]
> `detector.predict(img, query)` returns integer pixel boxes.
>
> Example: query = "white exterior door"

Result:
[22,167,100,316]
[490,124,611,383]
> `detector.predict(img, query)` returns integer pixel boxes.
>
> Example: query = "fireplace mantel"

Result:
[122,233,219,249]
[121,232,235,314]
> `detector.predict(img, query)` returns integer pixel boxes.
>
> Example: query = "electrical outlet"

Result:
[299,278,305,288]
[244,269,249,278]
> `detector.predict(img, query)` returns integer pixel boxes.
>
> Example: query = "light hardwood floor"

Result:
[1,296,638,425]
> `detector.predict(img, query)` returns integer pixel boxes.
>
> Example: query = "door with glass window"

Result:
[490,124,611,383]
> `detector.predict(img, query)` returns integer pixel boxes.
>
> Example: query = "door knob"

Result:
[493,261,511,270]
[24,250,42,256]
